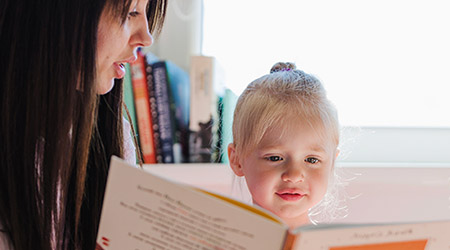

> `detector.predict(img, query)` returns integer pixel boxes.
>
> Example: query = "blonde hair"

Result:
[232,62,339,157]
[232,62,346,223]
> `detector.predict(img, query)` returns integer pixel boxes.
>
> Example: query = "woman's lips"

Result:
[112,56,137,79]
[113,62,126,79]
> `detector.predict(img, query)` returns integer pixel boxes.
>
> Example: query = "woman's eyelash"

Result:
[128,11,139,17]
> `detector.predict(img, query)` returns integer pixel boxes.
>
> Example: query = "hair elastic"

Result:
[270,68,292,74]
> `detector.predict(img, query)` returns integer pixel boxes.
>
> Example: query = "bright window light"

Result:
[202,0,450,128]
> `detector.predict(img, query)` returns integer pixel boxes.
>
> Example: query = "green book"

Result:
[123,63,138,145]
[220,88,238,163]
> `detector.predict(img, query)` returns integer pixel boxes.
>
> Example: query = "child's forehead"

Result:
[262,120,327,142]
[268,114,322,132]
[255,122,336,155]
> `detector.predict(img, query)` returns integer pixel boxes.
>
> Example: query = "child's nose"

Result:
[281,166,305,183]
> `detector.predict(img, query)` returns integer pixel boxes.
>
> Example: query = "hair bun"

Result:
[270,62,297,73]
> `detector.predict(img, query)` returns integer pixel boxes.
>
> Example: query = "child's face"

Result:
[230,121,337,228]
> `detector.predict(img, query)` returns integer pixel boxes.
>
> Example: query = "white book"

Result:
[188,55,225,163]
[96,156,450,250]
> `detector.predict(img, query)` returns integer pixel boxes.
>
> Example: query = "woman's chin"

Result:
[96,78,115,95]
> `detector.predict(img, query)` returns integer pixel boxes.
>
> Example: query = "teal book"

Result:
[219,88,238,163]
[123,63,138,143]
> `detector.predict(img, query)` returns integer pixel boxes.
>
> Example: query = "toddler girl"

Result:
[228,62,340,229]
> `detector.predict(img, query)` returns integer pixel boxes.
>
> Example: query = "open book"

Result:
[96,156,450,250]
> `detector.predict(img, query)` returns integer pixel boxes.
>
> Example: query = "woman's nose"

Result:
[139,28,153,47]
[131,17,153,48]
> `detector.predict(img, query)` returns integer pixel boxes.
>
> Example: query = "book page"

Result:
[291,221,450,250]
[96,157,288,250]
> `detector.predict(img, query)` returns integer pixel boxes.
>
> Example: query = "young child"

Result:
[228,62,340,229]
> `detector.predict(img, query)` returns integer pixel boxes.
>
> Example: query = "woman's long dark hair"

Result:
[0,0,166,249]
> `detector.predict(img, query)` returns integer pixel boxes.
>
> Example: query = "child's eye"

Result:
[265,156,283,162]
[305,157,319,164]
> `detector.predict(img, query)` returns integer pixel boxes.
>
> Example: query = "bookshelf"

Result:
[124,52,237,165]
[121,0,238,164]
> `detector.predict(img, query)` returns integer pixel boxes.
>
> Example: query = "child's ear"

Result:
[331,148,341,171]
[228,143,244,177]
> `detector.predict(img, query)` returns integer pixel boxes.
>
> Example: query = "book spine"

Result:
[152,61,175,163]
[216,95,224,163]
[219,89,238,163]
[189,56,224,163]
[145,62,163,163]
[165,61,190,163]
[282,232,297,250]
[123,63,139,145]
[130,51,156,164]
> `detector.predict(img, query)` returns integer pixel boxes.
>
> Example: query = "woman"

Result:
[0,0,166,249]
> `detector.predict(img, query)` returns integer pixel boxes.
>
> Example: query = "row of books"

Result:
[123,50,237,164]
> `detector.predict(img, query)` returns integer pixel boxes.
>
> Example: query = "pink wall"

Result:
[334,166,450,224]
[144,163,450,224]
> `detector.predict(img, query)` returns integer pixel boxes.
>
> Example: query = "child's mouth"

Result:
[276,192,304,201]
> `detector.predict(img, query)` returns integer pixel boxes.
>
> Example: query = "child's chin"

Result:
[277,208,309,222]
[280,213,311,228]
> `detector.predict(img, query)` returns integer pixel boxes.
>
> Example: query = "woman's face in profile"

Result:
[96,0,153,94]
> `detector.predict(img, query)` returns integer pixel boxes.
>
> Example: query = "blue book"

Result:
[144,61,163,163]
[165,61,190,163]
[151,61,175,163]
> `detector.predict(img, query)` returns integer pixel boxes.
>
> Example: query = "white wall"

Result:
[147,0,203,72]
[339,127,450,163]
[146,0,450,165]
[144,163,450,224]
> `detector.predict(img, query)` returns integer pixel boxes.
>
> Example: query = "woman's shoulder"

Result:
[0,236,12,250]
[0,223,13,250]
